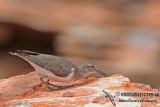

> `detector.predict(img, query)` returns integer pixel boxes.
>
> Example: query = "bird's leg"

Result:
[46,80,74,90]
[40,76,74,91]
[40,76,59,91]
[40,76,47,84]
[45,84,59,91]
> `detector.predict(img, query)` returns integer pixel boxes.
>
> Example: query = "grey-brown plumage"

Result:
[10,50,107,91]
[10,50,77,77]
[18,50,77,77]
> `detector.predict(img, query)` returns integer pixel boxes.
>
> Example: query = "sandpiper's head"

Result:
[80,62,107,77]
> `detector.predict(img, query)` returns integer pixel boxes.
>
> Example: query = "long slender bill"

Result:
[95,69,107,77]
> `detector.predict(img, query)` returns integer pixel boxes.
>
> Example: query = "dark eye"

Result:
[91,66,94,68]
[87,65,94,69]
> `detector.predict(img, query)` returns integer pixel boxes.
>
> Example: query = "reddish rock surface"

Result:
[0,72,159,107]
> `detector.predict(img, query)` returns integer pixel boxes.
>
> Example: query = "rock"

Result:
[62,92,75,97]
[10,100,31,107]
[0,72,40,100]
[0,72,159,107]
[134,83,151,89]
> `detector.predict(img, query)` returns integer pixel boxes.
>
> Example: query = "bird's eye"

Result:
[91,66,94,68]
[87,65,94,69]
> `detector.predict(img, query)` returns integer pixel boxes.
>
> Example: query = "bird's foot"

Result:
[45,84,59,91]
[40,76,74,91]
[40,76,48,83]
[40,76,59,91]
[46,80,74,91]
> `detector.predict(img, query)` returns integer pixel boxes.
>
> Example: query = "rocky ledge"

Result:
[0,72,159,107]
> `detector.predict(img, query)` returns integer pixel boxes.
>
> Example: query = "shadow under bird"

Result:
[9,50,107,91]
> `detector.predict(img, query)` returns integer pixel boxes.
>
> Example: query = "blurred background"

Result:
[0,0,160,89]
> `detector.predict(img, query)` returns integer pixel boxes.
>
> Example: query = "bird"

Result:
[9,50,107,91]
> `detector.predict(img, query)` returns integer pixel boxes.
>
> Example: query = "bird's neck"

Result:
[73,67,86,80]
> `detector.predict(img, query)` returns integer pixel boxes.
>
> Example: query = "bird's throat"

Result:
[73,68,86,80]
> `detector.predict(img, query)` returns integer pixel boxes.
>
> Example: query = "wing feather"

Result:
[11,50,77,77]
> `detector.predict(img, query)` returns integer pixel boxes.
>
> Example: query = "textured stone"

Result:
[0,72,40,100]
[0,72,159,107]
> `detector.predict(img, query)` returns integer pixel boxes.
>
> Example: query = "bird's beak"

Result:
[95,69,107,77]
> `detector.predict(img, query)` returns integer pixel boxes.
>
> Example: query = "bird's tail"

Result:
[9,51,21,57]
[17,50,40,55]
[9,50,40,57]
